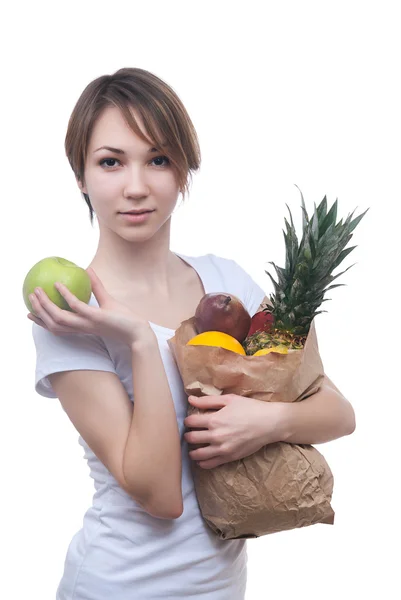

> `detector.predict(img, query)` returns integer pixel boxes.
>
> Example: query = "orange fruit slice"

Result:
[252,345,288,356]
[187,331,246,355]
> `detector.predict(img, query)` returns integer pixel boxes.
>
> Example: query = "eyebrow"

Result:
[94,144,167,154]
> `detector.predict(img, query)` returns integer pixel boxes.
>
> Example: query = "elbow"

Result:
[345,402,356,436]
[347,415,356,436]
[149,504,184,520]
[168,503,184,520]
[125,488,183,520]
[123,475,184,519]
[145,496,184,520]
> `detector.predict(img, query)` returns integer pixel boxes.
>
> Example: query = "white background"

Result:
[1,1,399,598]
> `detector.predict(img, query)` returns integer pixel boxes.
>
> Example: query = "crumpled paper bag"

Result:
[167,316,335,540]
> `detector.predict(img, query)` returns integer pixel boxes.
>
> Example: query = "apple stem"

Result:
[224,296,231,306]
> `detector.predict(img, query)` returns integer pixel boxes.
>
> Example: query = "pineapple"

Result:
[243,190,368,355]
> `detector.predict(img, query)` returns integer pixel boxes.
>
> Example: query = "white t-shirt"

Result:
[32,253,266,600]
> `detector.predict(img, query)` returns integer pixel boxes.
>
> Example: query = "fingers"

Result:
[184,413,213,429]
[187,438,231,469]
[196,458,225,470]
[86,268,108,306]
[28,293,54,330]
[188,443,219,462]
[29,287,85,332]
[184,429,213,445]
[54,283,94,317]
[28,290,65,330]
[27,313,48,329]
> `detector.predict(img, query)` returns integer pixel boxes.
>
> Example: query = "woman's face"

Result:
[79,106,180,241]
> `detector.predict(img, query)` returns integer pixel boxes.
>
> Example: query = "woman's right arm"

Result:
[49,329,183,520]
[126,332,183,517]
[29,268,183,519]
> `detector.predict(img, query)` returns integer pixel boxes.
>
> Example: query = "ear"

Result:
[76,177,87,195]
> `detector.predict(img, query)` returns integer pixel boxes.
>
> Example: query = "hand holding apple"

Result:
[22,257,92,315]
[23,260,154,346]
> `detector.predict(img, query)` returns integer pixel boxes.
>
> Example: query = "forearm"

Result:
[123,333,183,518]
[277,377,356,445]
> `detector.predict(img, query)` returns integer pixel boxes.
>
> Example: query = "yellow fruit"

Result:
[252,345,288,356]
[187,331,246,355]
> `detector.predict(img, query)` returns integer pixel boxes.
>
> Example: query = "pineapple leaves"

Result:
[319,199,338,237]
[331,246,357,270]
[316,195,328,221]
[264,188,368,336]
[308,234,316,261]
[349,207,370,232]
[284,205,299,274]
[311,203,319,239]
[328,263,356,283]
[295,184,309,231]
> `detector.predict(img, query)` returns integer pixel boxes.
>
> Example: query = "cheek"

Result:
[158,175,181,203]
[85,173,121,205]
[84,168,180,206]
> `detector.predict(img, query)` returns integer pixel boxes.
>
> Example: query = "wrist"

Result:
[272,401,294,443]
[130,326,157,351]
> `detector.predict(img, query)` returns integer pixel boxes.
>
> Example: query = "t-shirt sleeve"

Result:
[207,254,267,317]
[32,322,117,399]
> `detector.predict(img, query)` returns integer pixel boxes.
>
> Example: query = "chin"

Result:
[118,228,155,241]
[118,223,163,243]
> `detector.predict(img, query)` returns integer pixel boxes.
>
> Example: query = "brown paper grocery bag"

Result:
[168,317,335,539]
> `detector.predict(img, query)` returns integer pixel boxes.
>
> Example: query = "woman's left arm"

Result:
[277,374,356,445]
[184,375,356,469]
[251,296,356,445]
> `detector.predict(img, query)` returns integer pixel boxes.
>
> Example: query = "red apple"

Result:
[194,293,251,342]
[247,310,274,337]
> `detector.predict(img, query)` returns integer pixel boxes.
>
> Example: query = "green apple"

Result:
[23,257,92,315]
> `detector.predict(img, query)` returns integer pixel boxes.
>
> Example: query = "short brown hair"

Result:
[65,67,201,225]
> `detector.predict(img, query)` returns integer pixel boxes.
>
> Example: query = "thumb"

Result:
[86,267,109,306]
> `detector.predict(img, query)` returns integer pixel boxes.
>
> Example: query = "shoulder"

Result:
[200,253,257,282]
[181,252,248,274]
[181,252,267,316]
[31,321,116,398]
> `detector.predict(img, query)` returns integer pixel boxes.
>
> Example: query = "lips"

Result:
[121,210,154,215]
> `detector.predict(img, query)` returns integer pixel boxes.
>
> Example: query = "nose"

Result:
[123,164,150,199]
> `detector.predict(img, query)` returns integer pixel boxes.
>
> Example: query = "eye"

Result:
[99,158,121,168]
[150,155,170,167]
[99,155,170,169]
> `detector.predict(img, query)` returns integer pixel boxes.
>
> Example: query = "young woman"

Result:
[29,67,355,599]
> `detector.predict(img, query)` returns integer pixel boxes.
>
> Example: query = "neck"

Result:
[87,219,181,295]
